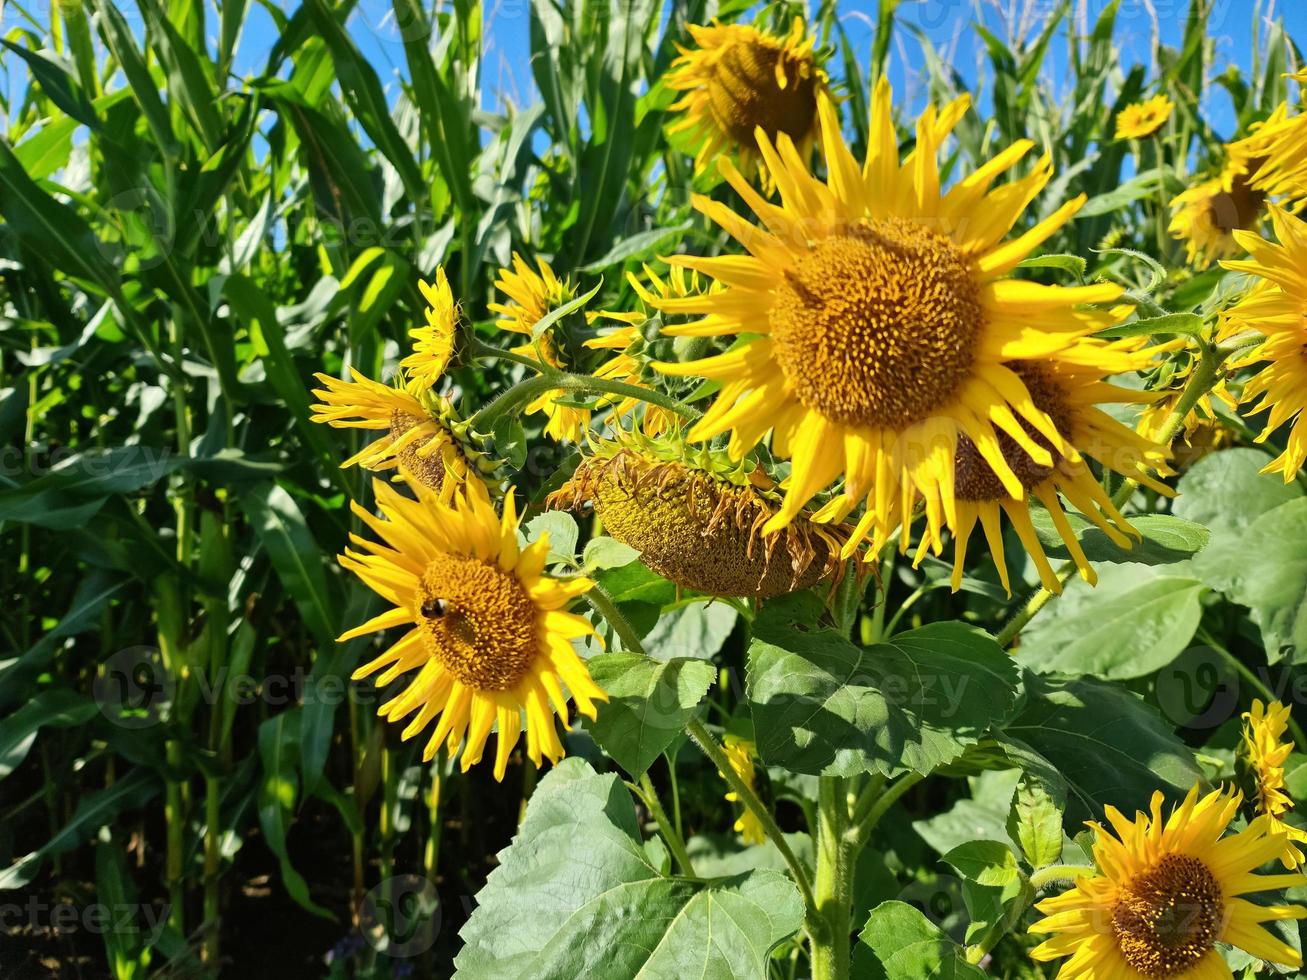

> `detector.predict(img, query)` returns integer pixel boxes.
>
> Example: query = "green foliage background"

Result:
[1,0,1306,977]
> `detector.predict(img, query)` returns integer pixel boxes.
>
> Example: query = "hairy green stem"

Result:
[810,776,854,980]
[470,368,700,432]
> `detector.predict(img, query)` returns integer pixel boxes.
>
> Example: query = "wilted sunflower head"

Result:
[666,17,829,181]
[343,479,607,779]
[1115,94,1174,139]
[905,339,1171,595]
[1240,699,1307,869]
[309,369,499,498]
[400,266,458,391]
[548,434,848,599]
[652,78,1124,561]
[1031,784,1307,978]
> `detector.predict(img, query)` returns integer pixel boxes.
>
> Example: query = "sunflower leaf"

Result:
[585,653,715,776]
[746,617,1019,778]
[854,901,987,980]
[455,758,803,979]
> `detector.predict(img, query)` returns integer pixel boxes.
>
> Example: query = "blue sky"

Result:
[220,0,1305,140]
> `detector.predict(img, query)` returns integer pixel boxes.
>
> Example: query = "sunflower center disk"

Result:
[417,555,539,691]
[389,410,448,493]
[1111,854,1224,978]
[1210,167,1267,234]
[708,38,818,146]
[953,363,1072,501]
[769,220,983,430]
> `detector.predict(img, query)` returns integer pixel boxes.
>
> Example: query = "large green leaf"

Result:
[1001,672,1203,825]
[747,611,1019,777]
[855,902,986,980]
[1017,563,1206,680]
[1174,448,1303,538]
[586,653,715,776]
[455,758,803,979]
[1030,511,1209,567]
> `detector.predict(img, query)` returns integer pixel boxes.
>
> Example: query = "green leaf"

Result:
[1016,253,1086,279]
[1079,169,1173,217]
[525,511,579,564]
[96,837,153,979]
[1017,563,1206,680]
[455,759,803,979]
[1099,312,1204,338]
[0,689,98,782]
[1001,672,1203,825]
[1006,776,1065,869]
[257,710,332,918]
[643,601,738,662]
[529,280,603,342]
[747,618,1019,777]
[582,536,641,571]
[586,654,715,776]
[0,40,101,130]
[941,841,1019,888]
[1190,497,1307,662]
[241,484,338,648]
[1174,448,1303,538]
[579,222,692,272]
[855,902,986,980]
[914,770,1021,855]
[1030,511,1209,566]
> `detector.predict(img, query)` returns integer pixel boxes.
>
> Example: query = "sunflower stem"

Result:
[686,718,822,935]
[467,337,552,372]
[1198,627,1307,754]
[469,369,700,433]
[636,773,697,877]
[584,583,645,653]
[810,776,853,980]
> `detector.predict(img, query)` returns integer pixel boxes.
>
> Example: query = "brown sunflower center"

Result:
[1208,165,1267,234]
[1111,854,1224,978]
[769,219,983,430]
[954,363,1073,501]
[707,35,818,147]
[417,555,538,690]
[389,410,448,493]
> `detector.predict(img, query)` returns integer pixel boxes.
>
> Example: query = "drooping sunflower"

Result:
[908,339,1171,595]
[586,265,713,436]
[1115,94,1174,140]
[666,17,830,183]
[490,253,590,443]
[342,479,607,779]
[653,79,1124,557]
[1219,204,1307,482]
[399,266,457,391]
[720,735,766,846]
[1030,784,1307,979]
[547,433,847,599]
[1241,699,1307,869]
[310,369,488,498]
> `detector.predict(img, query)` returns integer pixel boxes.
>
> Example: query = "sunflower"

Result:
[908,339,1171,595]
[653,79,1123,560]
[666,17,829,182]
[309,369,485,498]
[1135,352,1235,454]
[342,479,607,779]
[1030,784,1307,979]
[548,433,847,598]
[1169,161,1268,269]
[399,266,457,391]
[1241,699,1307,869]
[1219,204,1307,482]
[490,253,590,443]
[1232,103,1307,202]
[720,735,766,846]
[1115,94,1174,140]
[585,265,711,436]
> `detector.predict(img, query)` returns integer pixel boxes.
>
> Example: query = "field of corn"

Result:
[5,0,1307,977]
